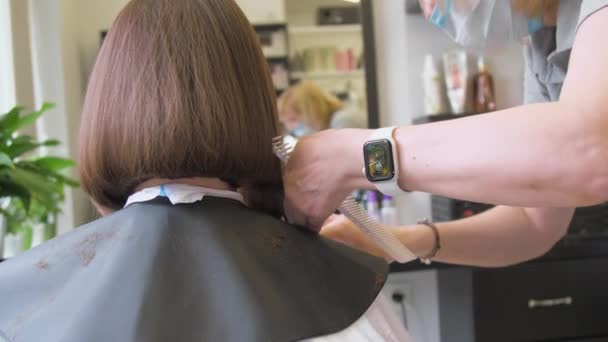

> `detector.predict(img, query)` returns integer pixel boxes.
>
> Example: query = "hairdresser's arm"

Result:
[284,8,608,228]
[323,206,574,267]
[395,9,608,206]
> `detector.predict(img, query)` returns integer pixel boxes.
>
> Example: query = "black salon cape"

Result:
[0,197,387,342]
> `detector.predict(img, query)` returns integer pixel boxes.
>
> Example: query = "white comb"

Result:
[273,136,417,263]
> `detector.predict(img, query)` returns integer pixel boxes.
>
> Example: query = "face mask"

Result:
[290,123,315,138]
[429,0,544,48]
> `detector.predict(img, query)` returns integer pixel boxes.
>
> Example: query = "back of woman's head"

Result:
[79,0,283,216]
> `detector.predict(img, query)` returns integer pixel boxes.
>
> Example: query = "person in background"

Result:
[281,0,608,268]
[278,80,366,137]
[0,0,410,341]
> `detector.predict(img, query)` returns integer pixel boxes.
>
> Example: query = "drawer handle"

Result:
[528,296,573,309]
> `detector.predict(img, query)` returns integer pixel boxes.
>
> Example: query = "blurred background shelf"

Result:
[291,69,364,79]
[289,24,361,34]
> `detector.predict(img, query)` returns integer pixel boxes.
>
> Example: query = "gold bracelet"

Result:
[418,219,441,265]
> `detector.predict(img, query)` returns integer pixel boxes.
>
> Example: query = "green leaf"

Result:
[16,161,79,187]
[3,138,62,160]
[0,179,31,210]
[33,156,75,172]
[40,102,56,112]
[1,106,23,117]
[48,172,80,187]
[16,103,55,132]
[12,135,34,144]
[0,152,13,167]
[4,168,63,209]
[0,103,74,230]
[41,139,60,147]
[5,140,42,159]
[0,107,23,136]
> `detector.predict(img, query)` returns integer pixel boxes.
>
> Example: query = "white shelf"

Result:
[291,70,364,79]
[289,24,361,35]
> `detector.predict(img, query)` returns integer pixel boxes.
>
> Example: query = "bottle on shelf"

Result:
[443,50,468,114]
[473,56,496,113]
[381,195,399,225]
[366,191,381,222]
[336,48,349,72]
[422,54,446,116]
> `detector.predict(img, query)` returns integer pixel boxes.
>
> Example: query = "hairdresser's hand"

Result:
[322,215,393,261]
[322,215,435,263]
[283,129,371,230]
[418,0,436,18]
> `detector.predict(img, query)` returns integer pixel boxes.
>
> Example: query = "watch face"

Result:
[364,139,395,182]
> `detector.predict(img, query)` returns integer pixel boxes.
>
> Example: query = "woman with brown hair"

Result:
[0,0,409,341]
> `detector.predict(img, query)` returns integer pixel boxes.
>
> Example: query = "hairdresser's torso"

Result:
[523,0,608,103]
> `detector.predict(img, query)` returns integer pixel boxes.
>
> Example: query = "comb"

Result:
[273,136,417,263]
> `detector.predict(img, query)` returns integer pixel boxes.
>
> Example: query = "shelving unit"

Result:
[290,69,364,79]
[283,1,368,117]
[253,24,289,92]
[288,24,361,35]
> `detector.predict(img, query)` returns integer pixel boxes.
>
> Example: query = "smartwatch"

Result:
[363,126,401,195]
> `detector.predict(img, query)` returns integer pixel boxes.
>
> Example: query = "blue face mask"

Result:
[429,0,544,48]
[290,123,315,138]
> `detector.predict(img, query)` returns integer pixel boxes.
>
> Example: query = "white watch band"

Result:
[365,126,401,195]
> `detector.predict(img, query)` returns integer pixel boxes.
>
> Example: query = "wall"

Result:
[27,0,79,232]
[56,0,130,226]
[72,0,130,86]
[0,0,16,112]
[25,0,112,230]
[9,0,34,112]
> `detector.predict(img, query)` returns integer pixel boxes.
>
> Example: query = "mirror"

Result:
[253,0,379,137]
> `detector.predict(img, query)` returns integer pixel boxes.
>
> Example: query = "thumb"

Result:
[283,198,321,232]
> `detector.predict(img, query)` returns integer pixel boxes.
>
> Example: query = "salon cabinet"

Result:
[437,257,608,342]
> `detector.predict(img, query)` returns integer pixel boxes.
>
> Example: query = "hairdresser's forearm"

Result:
[389,8,608,207]
[393,102,608,207]
[395,206,574,267]
[340,102,608,207]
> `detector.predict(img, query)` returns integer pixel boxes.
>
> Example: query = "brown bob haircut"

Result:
[78,0,283,217]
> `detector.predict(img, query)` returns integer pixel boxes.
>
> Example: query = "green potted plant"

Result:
[0,103,78,258]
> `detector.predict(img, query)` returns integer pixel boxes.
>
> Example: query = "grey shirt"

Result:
[523,0,608,103]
